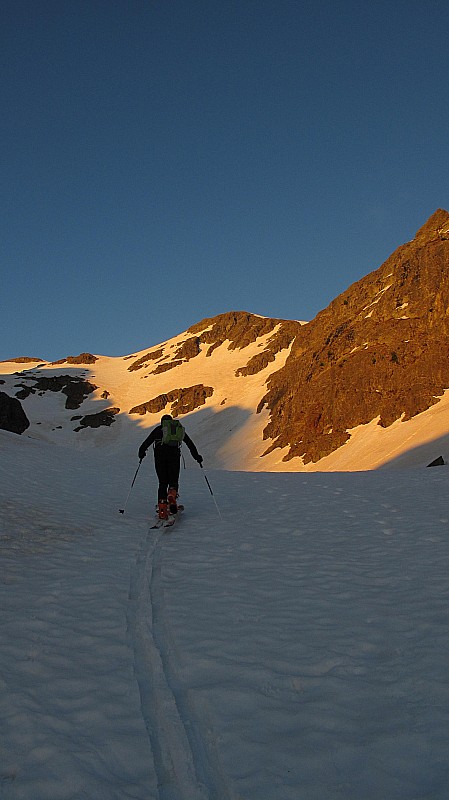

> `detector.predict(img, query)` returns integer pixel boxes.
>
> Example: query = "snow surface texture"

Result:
[2,428,449,799]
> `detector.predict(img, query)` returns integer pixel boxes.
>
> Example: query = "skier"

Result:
[138,414,203,519]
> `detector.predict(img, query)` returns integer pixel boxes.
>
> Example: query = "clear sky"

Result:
[2,0,449,360]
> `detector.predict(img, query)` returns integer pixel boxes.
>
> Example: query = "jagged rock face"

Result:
[130,385,214,417]
[259,209,449,463]
[0,392,30,434]
[188,311,299,358]
[127,312,301,377]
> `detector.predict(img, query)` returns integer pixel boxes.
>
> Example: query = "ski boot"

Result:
[158,500,169,520]
[167,487,178,515]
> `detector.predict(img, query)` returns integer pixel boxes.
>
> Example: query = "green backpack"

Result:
[161,418,185,447]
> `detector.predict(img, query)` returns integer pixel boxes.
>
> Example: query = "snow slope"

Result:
[3,322,449,796]
[2,312,449,472]
[2,422,449,799]
[0,323,295,472]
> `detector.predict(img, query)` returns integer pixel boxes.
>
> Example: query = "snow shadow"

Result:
[2,362,257,471]
[377,430,449,470]
[164,404,253,469]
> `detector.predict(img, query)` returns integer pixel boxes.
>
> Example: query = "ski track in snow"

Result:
[0,436,233,800]
[127,524,236,800]
[160,472,449,800]
[2,430,449,799]
[0,502,158,799]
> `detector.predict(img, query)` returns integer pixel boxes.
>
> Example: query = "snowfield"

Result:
[2,428,449,799]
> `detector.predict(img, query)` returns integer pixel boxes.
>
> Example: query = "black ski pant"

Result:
[154,446,180,502]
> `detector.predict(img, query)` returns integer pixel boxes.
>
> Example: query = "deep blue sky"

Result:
[2,0,449,360]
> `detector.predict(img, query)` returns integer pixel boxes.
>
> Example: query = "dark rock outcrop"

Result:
[171,385,214,416]
[51,353,97,365]
[0,357,44,364]
[258,209,449,463]
[188,311,298,356]
[0,391,30,434]
[236,351,277,376]
[173,336,201,361]
[153,360,184,374]
[236,321,299,376]
[129,385,214,417]
[15,376,97,410]
[427,456,445,467]
[127,349,165,371]
[74,407,120,431]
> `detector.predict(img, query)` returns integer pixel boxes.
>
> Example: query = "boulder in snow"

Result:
[0,391,30,435]
[427,456,445,467]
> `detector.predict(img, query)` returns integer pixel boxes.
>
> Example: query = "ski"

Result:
[150,517,173,530]
[150,504,184,530]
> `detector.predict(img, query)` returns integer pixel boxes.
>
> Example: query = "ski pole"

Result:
[200,464,222,519]
[119,459,142,515]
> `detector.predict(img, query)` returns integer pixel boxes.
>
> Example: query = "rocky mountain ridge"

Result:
[2,209,449,471]
[259,208,449,462]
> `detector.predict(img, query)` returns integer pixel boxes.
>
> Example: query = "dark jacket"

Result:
[138,424,202,463]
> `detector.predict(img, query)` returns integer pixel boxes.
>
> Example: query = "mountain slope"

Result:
[259,209,449,463]
[3,211,449,471]
[0,313,303,470]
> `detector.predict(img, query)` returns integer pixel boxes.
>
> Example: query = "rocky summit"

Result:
[259,209,449,462]
[2,209,449,471]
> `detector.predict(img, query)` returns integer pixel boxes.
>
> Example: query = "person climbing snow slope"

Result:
[138,414,203,519]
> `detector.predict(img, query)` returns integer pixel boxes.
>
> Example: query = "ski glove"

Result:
[138,449,146,460]
[196,454,203,464]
